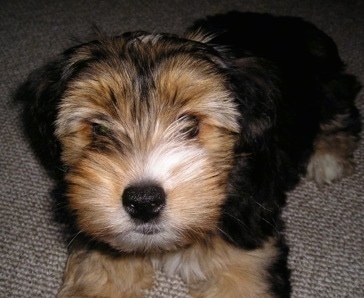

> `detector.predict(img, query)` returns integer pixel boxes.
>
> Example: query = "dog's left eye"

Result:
[178,114,199,139]
[92,123,110,136]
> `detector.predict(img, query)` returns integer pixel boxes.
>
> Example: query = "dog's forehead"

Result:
[59,33,239,132]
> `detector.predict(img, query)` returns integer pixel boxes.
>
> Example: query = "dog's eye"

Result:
[92,123,110,136]
[179,114,199,139]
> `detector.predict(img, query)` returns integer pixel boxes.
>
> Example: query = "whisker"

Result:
[222,212,249,229]
[258,215,281,235]
[254,201,273,212]
[67,231,83,249]
[216,227,239,246]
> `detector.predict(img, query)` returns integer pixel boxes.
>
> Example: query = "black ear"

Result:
[229,57,281,152]
[16,39,97,179]
[16,59,68,180]
[219,57,285,249]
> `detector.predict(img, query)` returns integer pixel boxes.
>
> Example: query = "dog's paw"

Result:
[306,152,355,185]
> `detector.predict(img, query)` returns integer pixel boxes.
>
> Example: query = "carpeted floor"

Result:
[0,0,363,297]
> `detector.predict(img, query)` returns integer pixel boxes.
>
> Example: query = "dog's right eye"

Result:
[92,123,110,137]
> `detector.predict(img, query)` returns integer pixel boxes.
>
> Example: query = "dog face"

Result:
[53,32,241,252]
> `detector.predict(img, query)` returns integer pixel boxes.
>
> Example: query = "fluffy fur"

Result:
[19,12,361,297]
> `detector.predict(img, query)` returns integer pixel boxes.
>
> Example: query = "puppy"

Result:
[20,12,361,297]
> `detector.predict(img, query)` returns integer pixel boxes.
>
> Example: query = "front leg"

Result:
[159,236,285,298]
[58,245,154,298]
[189,238,282,297]
[189,264,274,298]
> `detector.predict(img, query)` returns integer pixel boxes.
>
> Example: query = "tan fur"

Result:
[307,113,359,184]
[58,236,278,298]
[58,246,154,298]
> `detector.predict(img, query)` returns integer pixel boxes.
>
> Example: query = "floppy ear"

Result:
[17,40,100,179]
[230,57,281,152]
[16,58,68,179]
[219,57,286,249]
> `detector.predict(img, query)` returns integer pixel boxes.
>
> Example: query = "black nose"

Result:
[122,184,166,222]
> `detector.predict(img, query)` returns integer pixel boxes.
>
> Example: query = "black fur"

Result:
[18,12,361,298]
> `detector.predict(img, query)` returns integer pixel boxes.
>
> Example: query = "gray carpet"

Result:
[0,0,363,297]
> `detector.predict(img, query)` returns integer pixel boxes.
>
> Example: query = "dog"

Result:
[20,11,361,297]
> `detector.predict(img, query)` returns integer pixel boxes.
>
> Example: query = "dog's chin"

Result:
[102,226,186,253]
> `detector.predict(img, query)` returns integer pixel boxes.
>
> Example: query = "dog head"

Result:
[22,31,278,252]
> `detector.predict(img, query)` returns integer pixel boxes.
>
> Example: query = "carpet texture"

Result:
[0,0,363,297]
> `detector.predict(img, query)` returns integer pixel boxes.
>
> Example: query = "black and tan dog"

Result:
[20,12,361,297]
